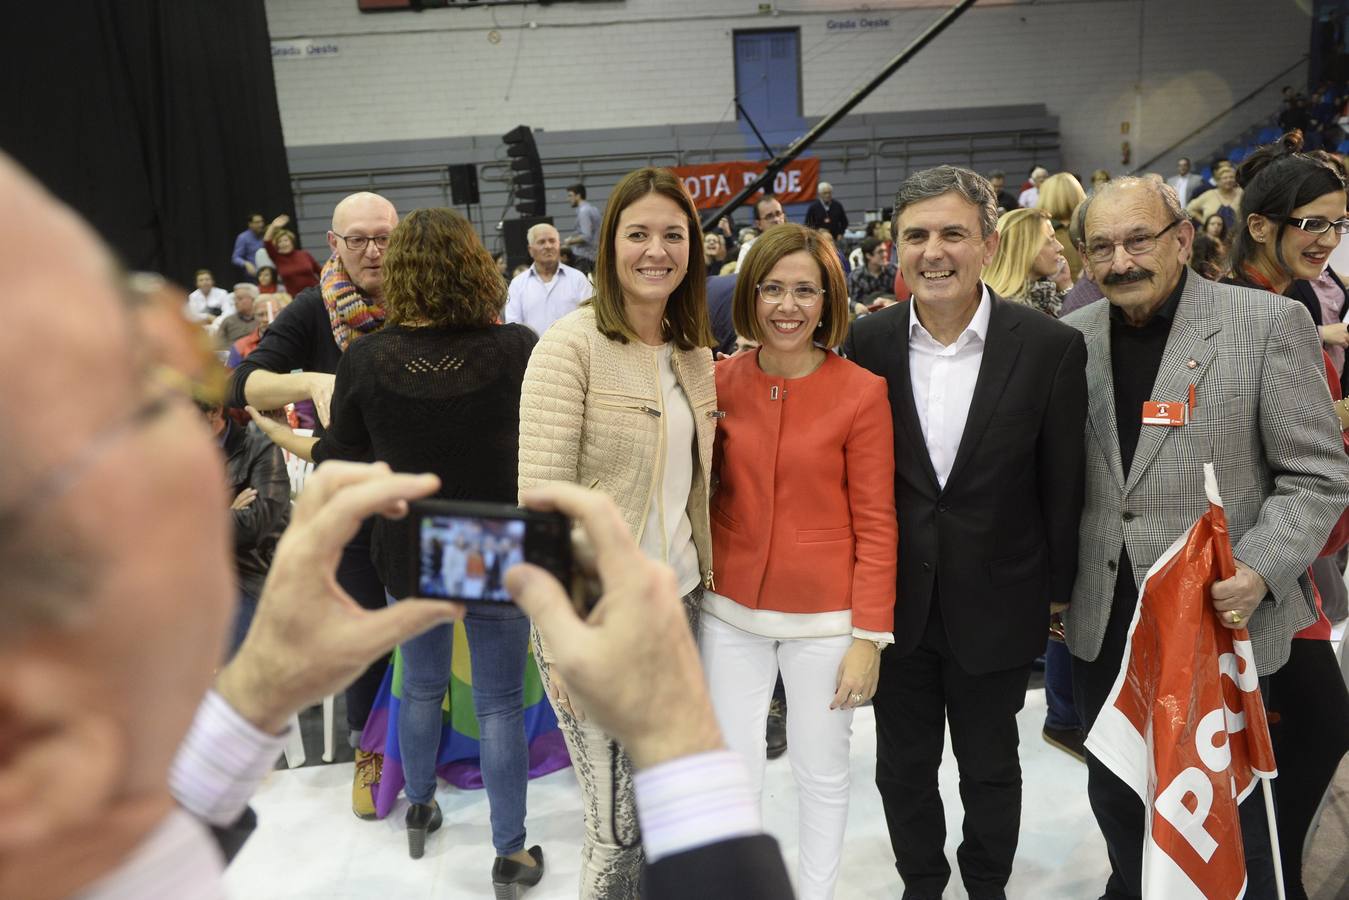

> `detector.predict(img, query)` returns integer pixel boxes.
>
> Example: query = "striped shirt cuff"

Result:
[169,690,289,827]
[633,750,761,863]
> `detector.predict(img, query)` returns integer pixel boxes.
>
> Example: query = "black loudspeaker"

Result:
[502,216,552,272]
[449,163,479,206]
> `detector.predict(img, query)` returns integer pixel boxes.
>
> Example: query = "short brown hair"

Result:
[732,224,849,349]
[382,208,505,329]
[273,228,297,246]
[590,167,713,351]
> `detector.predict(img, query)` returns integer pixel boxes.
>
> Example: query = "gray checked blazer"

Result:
[1061,274,1349,676]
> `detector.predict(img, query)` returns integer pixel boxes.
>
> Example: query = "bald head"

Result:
[0,153,234,895]
[327,192,398,299]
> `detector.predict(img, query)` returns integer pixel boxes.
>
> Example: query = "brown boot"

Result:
[352,749,382,819]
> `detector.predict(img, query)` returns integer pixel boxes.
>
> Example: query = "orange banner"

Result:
[1085,465,1276,899]
[670,158,821,211]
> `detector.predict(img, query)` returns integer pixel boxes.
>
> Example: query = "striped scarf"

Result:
[320,253,386,352]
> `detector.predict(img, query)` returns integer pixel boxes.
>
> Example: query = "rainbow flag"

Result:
[359,620,571,818]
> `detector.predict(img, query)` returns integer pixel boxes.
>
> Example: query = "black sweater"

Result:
[312,322,538,597]
[226,286,343,438]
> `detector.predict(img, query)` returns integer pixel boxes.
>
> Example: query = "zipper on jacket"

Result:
[592,397,662,418]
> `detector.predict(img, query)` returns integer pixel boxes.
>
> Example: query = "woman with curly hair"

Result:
[982,207,1071,317]
[249,208,547,890]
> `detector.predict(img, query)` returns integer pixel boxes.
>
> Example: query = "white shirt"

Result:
[76,809,224,900]
[1018,186,1039,208]
[186,287,235,323]
[908,286,992,488]
[1168,174,1198,206]
[634,750,762,863]
[638,343,701,595]
[80,690,288,899]
[503,263,591,336]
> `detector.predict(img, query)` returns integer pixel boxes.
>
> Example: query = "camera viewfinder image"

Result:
[420,516,526,602]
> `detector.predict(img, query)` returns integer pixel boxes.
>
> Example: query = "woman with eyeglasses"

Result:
[698,224,896,900]
[1226,130,1349,900]
[517,167,716,897]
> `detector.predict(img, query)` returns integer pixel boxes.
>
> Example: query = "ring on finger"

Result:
[1227,610,1243,625]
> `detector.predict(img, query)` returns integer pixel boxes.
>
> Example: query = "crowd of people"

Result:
[5,106,1349,900]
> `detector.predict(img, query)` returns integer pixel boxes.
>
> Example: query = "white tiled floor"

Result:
[224,689,1113,899]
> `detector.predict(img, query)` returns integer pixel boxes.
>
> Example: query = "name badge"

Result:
[1142,400,1187,427]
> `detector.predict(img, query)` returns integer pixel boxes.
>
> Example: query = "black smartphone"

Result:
[407,499,572,604]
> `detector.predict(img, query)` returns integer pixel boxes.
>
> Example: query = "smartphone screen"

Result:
[410,500,570,604]
[418,514,525,602]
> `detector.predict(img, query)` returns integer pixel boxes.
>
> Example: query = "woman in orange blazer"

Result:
[699,224,897,900]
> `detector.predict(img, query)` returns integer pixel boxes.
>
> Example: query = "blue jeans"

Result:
[225,589,258,661]
[391,592,532,855]
[1044,638,1080,730]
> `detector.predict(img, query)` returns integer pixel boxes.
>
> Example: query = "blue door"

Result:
[734,29,802,135]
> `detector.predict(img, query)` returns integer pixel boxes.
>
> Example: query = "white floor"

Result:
[224,688,1114,899]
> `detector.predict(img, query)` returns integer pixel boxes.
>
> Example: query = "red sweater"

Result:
[266,240,322,294]
[710,350,897,632]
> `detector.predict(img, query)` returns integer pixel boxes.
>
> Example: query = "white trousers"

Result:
[698,613,855,900]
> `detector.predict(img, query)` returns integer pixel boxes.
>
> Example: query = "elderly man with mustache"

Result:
[1059,176,1349,900]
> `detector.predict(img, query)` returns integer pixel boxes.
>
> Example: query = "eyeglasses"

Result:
[1085,219,1181,263]
[757,282,825,306]
[1267,215,1349,235]
[332,232,391,252]
[0,273,226,530]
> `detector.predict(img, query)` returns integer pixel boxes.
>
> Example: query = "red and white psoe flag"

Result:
[1085,464,1277,899]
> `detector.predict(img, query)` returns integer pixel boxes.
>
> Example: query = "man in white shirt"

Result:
[1166,157,1205,207]
[0,152,785,900]
[504,222,590,336]
[1018,166,1048,208]
[843,165,1086,900]
[185,268,235,323]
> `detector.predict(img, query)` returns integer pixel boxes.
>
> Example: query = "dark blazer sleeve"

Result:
[643,834,795,900]
[1036,328,1089,605]
[209,806,258,865]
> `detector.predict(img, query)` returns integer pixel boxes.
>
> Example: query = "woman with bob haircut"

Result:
[248,208,547,892]
[517,166,716,896]
[1224,131,1349,900]
[262,214,323,294]
[699,223,896,900]
[1036,172,1087,280]
[983,208,1070,317]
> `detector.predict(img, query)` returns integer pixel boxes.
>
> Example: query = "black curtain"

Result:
[5,0,294,287]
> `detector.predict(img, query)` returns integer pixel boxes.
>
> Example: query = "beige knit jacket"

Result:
[518,305,717,606]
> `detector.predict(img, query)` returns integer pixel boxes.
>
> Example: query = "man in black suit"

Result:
[843,165,1088,900]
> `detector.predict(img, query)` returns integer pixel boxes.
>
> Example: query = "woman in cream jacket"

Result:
[518,167,716,898]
